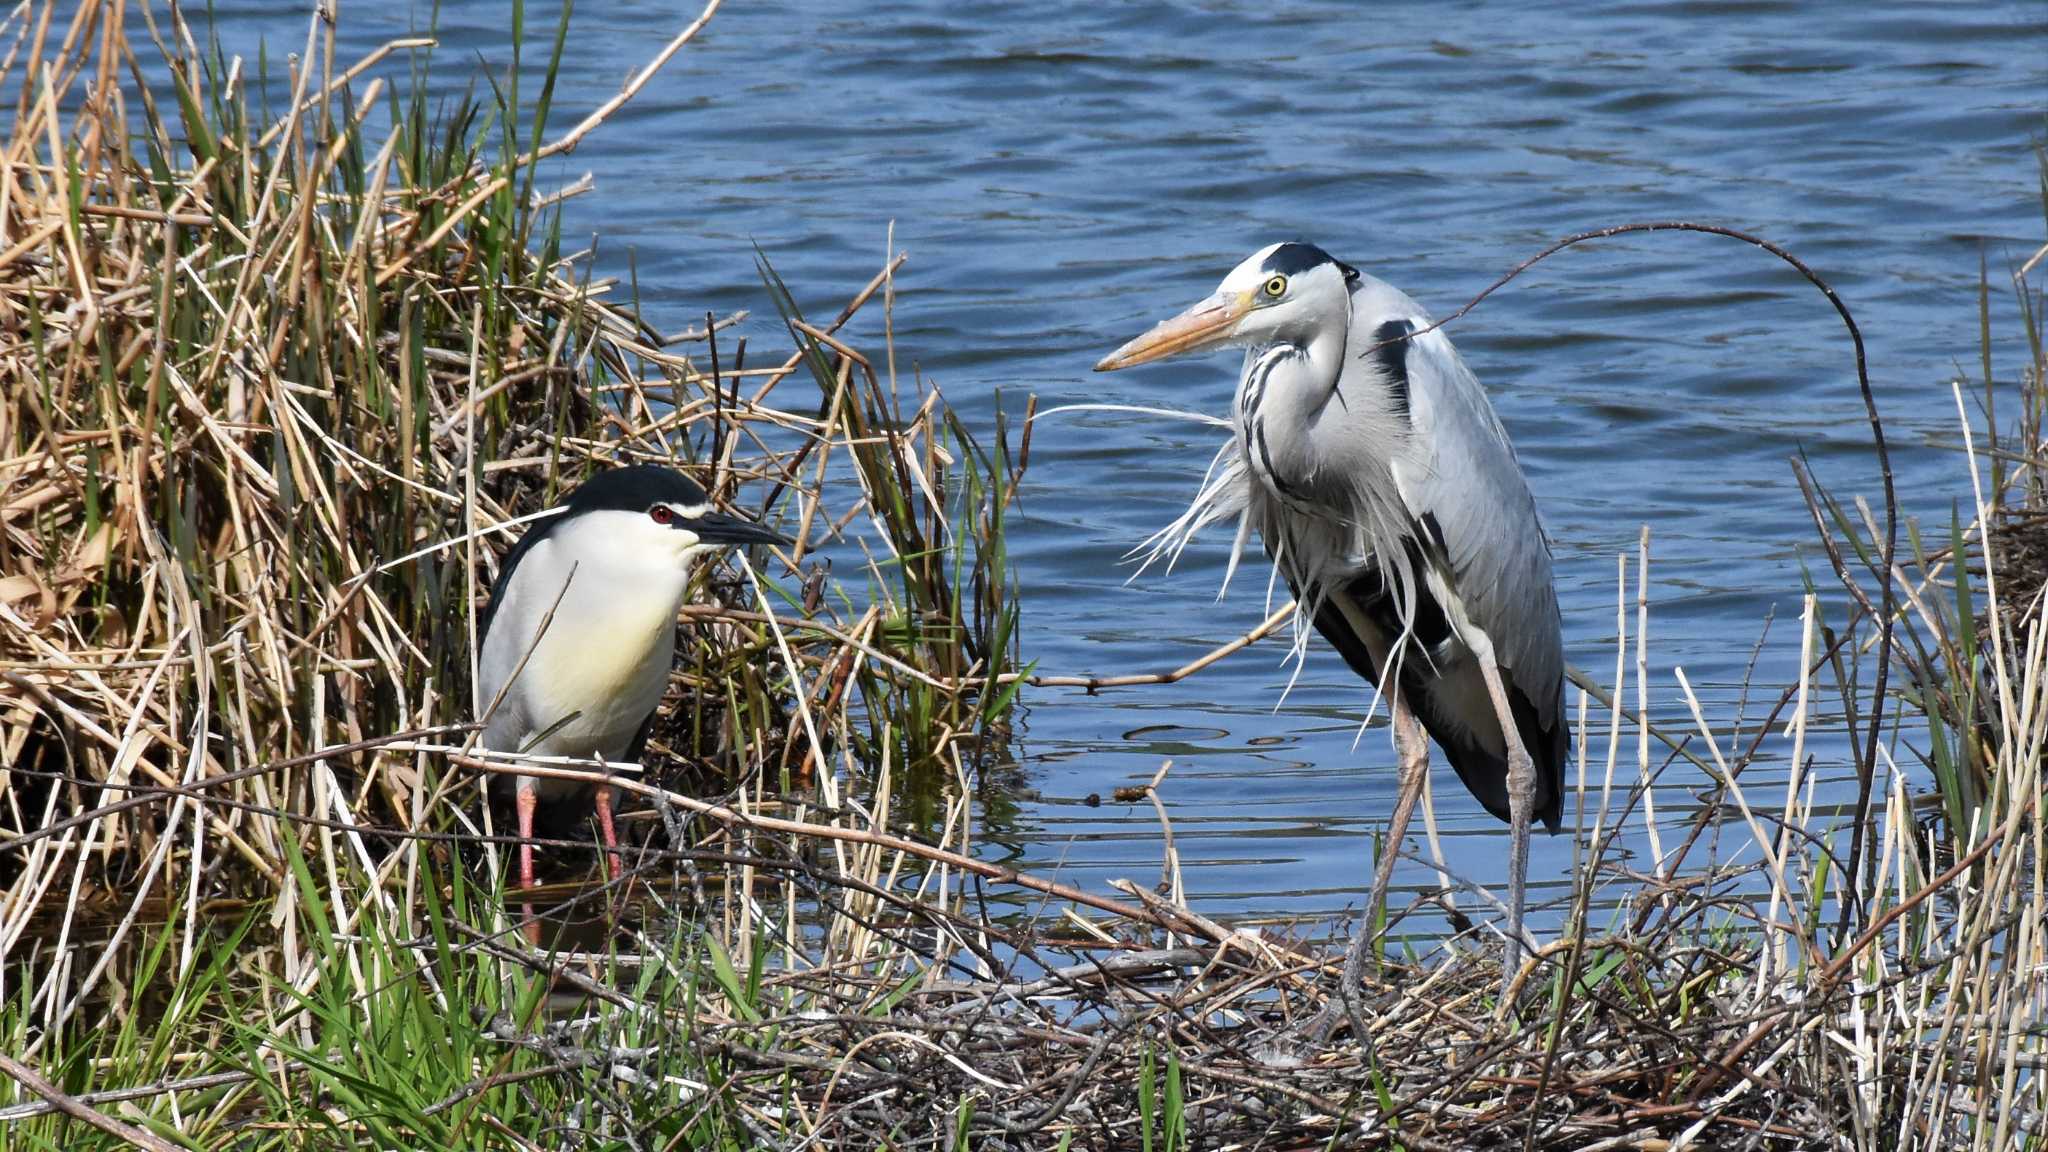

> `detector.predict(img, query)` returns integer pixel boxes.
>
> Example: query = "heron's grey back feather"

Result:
[1376,284,1564,709]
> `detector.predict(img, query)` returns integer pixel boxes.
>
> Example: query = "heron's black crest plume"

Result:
[1260,241,1357,284]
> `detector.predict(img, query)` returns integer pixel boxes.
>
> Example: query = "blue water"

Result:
[201,1,2046,927]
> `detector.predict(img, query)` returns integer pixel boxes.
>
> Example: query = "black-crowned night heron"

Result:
[477,465,788,898]
[1096,242,1567,985]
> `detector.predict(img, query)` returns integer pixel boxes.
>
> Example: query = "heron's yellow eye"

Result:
[1263,275,1288,298]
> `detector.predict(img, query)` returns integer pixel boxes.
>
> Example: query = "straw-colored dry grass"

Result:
[0,0,1029,1142]
[1,2,2044,1149]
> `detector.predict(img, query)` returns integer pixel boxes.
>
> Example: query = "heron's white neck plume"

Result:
[1136,273,1424,709]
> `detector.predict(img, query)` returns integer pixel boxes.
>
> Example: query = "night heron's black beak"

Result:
[694,510,791,547]
[1094,290,1252,371]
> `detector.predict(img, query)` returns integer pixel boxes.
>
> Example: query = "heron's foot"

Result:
[1496,939,1542,1015]
[1289,979,1383,1063]
[1288,908,1392,1051]
[1295,1001,1352,1050]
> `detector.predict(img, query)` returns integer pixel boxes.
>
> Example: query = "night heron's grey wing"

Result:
[477,517,570,756]
[624,709,657,762]
[478,510,569,657]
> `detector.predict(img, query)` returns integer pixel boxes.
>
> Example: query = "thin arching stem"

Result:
[1360,221,1896,936]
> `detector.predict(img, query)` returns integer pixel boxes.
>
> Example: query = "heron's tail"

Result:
[1306,581,1566,833]
[1412,666,1565,834]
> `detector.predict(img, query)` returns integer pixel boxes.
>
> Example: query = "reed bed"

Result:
[1,3,2044,1149]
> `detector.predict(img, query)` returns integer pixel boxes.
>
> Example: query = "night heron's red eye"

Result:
[649,505,674,525]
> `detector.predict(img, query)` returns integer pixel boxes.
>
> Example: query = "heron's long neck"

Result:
[1237,310,1409,575]
[1237,315,1348,494]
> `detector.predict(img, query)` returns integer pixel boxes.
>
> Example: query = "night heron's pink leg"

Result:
[516,778,541,945]
[593,784,624,881]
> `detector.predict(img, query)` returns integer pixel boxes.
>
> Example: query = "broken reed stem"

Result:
[0,1052,182,1152]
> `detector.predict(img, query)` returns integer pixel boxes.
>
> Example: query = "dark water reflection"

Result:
[197,1,2045,930]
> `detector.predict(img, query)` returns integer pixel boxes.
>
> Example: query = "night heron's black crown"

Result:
[561,465,709,515]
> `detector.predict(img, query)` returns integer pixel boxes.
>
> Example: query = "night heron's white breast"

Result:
[480,512,701,782]
[527,571,680,755]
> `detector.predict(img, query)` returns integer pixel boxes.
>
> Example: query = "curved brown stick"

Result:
[1022,603,1296,692]
[677,601,1295,694]
[0,722,477,857]
[530,0,723,162]
[1364,221,1893,933]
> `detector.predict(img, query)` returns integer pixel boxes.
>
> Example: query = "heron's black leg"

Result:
[1477,651,1536,988]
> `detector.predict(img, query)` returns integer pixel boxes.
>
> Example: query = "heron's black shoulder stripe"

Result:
[1372,318,1416,418]
[1260,241,1355,281]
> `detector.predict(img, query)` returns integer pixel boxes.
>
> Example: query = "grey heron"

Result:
[1095,242,1566,982]
[478,465,788,904]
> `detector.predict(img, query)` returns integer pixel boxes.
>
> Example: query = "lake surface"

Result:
[202,1,2045,929]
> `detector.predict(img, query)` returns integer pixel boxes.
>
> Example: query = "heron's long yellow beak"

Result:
[1094,291,1251,371]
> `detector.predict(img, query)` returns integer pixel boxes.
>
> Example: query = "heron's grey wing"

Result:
[1289,537,1544,828]
[1389,325,1568,828]
[1391,329,1562,688]
[1336,277,1561,685]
